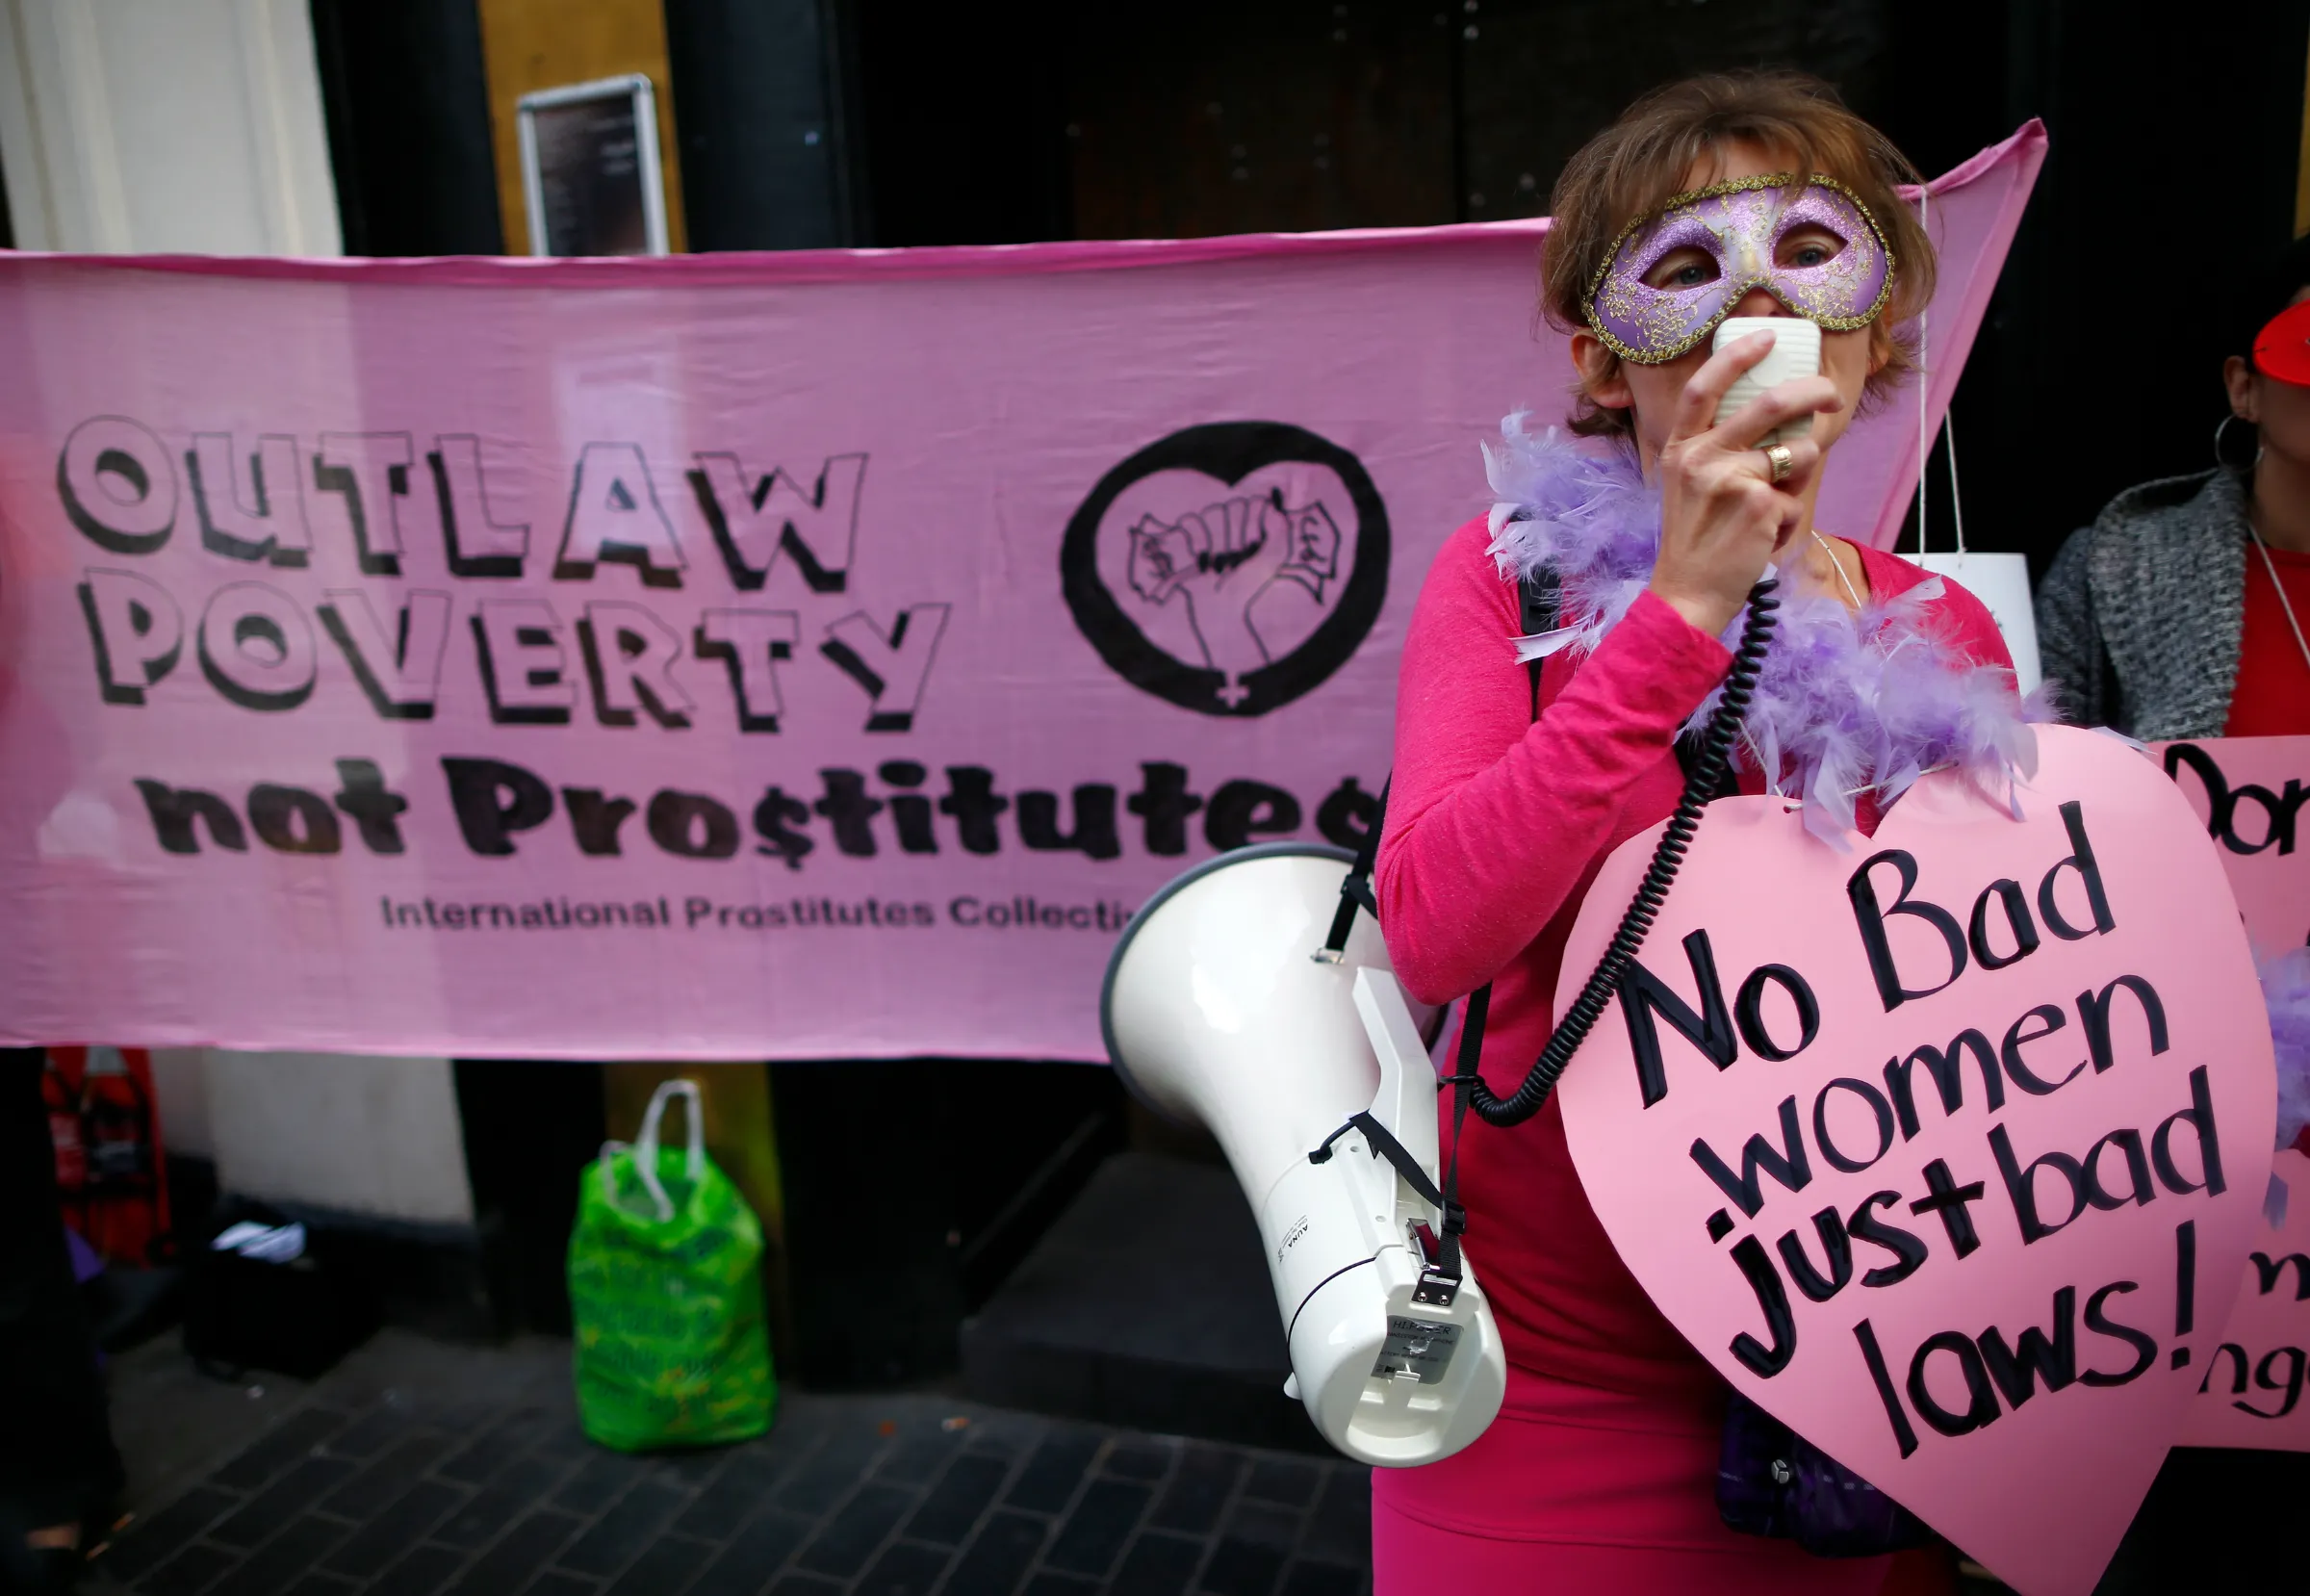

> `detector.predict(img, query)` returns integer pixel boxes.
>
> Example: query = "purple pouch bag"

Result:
[1716,1390,1935,1558]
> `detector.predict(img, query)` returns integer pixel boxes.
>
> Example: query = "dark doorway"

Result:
[309,0,504,256]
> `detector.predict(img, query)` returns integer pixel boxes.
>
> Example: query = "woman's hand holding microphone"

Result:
[1646,329,1842,638]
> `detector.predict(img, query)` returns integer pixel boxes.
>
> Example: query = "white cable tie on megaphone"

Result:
[1511,625,1583,664]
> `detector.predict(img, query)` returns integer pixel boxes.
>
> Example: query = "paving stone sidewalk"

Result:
[83,1331,1372,1596]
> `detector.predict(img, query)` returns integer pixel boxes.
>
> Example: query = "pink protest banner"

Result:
[2161,735,2310,1450]
[0,128,2042,1063]
[1556,726,2273,1596]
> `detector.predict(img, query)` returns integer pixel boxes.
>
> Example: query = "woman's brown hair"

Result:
[1541,71,1937,437]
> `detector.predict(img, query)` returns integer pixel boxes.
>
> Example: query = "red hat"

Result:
[2253,299,2310,387]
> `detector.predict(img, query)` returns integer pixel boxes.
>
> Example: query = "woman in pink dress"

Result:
[1373,72,2034,1594]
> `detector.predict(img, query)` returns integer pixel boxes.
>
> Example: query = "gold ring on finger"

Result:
[1762,443,1794,485]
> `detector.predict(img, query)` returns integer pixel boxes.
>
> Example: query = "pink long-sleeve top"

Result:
[1377,514,2016,1401]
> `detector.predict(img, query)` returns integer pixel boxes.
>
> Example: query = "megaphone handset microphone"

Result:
[1103,575,1780,1469]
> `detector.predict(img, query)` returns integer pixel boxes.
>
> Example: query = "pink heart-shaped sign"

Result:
[1556,725,2274,1596]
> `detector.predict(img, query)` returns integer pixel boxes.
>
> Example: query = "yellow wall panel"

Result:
[475,0,687,254]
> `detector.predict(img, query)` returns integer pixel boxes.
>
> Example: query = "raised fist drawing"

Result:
[1126,491,1343,707]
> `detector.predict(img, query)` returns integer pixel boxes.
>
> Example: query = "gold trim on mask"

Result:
[1580,171,1900,366]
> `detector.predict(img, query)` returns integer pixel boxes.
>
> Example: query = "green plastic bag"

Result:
[569,1079,776,1451]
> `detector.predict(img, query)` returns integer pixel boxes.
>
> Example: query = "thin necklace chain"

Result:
[1762,529,1892,800]
[2247,522,2310,682]
[1811,528,1866,610]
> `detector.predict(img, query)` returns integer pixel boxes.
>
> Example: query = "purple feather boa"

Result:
[1473,415,2308,1151]
[1479,414,2056,843]
[2269,948,2310,1152]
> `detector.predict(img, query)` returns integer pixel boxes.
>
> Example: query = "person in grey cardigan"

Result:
[2038,235,2310,739]
[2039,237,2310,1594]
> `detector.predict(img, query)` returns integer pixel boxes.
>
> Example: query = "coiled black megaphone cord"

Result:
[1458,576,1781,1126]
[1307,577,1779,1301]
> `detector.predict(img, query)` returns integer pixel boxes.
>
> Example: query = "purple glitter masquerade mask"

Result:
[1585,174,1895,365]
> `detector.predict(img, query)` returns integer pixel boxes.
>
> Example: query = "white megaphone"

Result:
[1101,841,1507,1466]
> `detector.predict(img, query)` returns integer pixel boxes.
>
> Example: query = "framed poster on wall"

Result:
[516,73,669,257]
